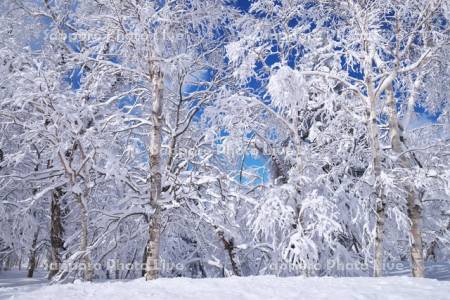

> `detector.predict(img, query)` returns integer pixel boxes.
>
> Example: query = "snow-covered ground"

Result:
[0,271,48,288]
[1,274,450,300]
[0,270,48,299]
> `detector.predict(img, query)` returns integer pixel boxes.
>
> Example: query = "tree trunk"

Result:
[217,230,241,276]
[365,74,385,277]
[145,63,164,281]
[76,193,93,281]
[27,229,39,278]
[48,188,65,280]
[141,244,148,277]
[373,192,385,277]
[408,190,425,277]
[386,84,424,277]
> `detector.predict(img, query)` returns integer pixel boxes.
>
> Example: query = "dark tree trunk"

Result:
[27,230,39,278]
[48,188,65,279]
[217,230,241,276]
[142,244,148,277]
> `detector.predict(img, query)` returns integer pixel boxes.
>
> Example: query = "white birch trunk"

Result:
[386,84,424,277]
[76,193,93,281]
[364,56,385,277]
[145,63,164,281]
[408,191,425,277]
